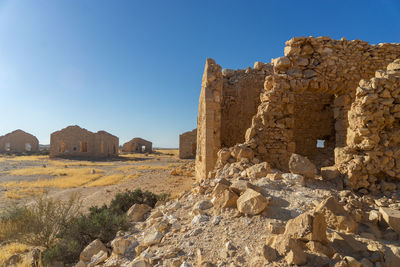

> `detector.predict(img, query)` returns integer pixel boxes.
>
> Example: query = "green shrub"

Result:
[0,189,169,265]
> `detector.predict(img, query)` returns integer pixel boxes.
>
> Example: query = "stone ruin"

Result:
[122,138,152,153]
[179,129,197,159]
[195,36,400,192]
[0,129,39,153]
[50,125,119,158]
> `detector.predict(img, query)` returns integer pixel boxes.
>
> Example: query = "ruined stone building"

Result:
[195,36,400,191]
[0,130,39,153]
[179,129,197,159]
[50,125,119,158]
[122,138,152,153]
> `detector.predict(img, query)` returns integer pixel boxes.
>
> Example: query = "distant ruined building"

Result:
[179,129,197,159]
[195,36,400,191]
[0,130,39,153]
[122,138,152,153]
[50,125,119,158]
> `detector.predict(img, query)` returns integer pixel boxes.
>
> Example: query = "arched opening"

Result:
[5,143,11,151]
[59,142,66,153]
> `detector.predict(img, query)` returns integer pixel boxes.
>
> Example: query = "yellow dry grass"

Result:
[2,167,104,189]
[0,155,49,162]
[0,242,31,266]
[7,166,104,177]
[86,172,139,187]
[4,188,47,199]
[155,149,179,156]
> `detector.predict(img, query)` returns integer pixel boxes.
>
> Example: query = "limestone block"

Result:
[237,189,269,215]
[245,162,270,179]
[126,204,152,222]
[321,166,340,180]
[80,239,107,262]
[288,153,317,179]
[379,207,400,234]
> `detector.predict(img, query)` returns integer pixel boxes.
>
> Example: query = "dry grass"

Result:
[155,149,179,156]
[0,155,49,162]
[2,167,104,189]
[4,188,47,199]
[0,242,31,266]
[7,166,104,177]
[86,172,139,187]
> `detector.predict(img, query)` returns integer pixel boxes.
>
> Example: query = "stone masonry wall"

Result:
[122,138,152,153]
[50,125,119,158]
[195,59,223,180]
[195,60,273,180]
[0,130,39,153]
[221,63,273,148]
[179,129,197,159]
[242,37,400,170]
[337,60,400,190]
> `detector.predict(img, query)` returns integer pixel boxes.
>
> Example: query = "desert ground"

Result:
[0,149,195,211]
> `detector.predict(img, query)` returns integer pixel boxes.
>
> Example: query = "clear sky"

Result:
[0,0,399,147]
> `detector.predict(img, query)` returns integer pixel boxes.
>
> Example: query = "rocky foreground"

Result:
[76,155,400,267]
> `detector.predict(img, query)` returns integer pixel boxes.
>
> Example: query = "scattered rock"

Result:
[315,196,358,233]
[321,166,340,180]
[245,162,270,179]
[236,189,269,215]
[80,239,107,262]
[289,153,317,178]
[126,204,152,222]
[142,231,163,246]
[379,207,400,234]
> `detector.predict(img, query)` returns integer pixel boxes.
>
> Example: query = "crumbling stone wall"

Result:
[179,129,197,159]
[50,125,119,158]
[242,37,400,171]
[221,64,272,148]
[195,59,273,180]
[0,130,39,153]
[337,60,400,190]
[122,138,152,153]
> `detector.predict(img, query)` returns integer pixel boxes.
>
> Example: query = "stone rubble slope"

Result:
[75,156,400,267]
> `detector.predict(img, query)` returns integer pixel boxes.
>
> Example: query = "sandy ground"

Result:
[0,151,196,211]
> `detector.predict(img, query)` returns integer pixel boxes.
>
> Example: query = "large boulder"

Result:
[379,207,400,234]
[289,153,317,178]
[80,239,107,262]
[142,231,164,246]
[126,204,152,222]
[237,189,269,215]
[245,162,270,179]
[315,196,358,233]
[283,211,327,243]
[321,166,340,180]
[213,189,238,209]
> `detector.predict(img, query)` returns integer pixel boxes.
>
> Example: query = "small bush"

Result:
[108,189,164,214]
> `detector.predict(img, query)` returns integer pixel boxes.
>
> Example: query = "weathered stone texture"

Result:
[337,59,400,189]
[0,130,39,153]
[195,59,273,180]
[122,138,152,153]
[246,37,400,171]
[195,58,223,180]
[179,129,197,159]
[50,125,118,158]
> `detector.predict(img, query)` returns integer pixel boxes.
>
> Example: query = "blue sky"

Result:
[0,0,399,147]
